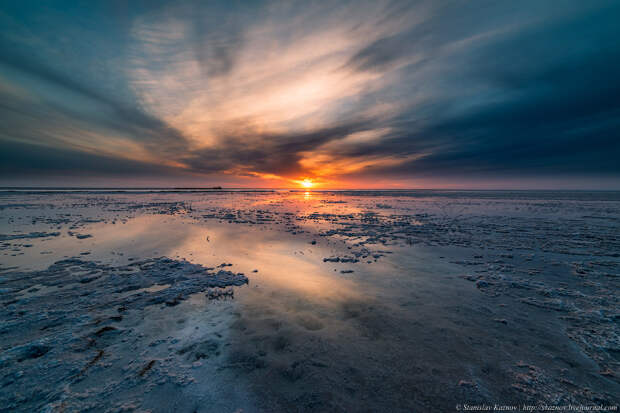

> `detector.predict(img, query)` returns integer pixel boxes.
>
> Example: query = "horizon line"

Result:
[1,186,619,192]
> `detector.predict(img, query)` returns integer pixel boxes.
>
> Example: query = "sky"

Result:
[1,0,619,189]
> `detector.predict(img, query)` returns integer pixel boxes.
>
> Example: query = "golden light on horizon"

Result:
[300,178,314,188]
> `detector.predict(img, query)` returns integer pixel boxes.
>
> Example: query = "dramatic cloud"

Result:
[1,0,619,188]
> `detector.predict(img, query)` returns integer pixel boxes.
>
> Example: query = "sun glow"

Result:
[300,178,314,188]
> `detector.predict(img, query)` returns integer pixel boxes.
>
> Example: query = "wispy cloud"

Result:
[1,0,619,187]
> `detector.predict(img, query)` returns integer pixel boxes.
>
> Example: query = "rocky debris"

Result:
[177,340,220,361]
[206,288,235,300]
[455,252,619,380]
[0,257,249,411]
[0,341,51,364]
[323,256,359,263]
[520,297,576,312]
[138,360,156,377]
[0,231,61,241]
[476,280,489,289]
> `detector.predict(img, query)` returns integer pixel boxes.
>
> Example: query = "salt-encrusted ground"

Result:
[0,189,618,411]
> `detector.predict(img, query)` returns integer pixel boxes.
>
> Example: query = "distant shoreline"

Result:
[1,188,620,202]
[1,187,619,192]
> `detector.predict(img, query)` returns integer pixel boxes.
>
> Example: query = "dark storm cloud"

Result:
[1,0,619,186]
[182,121,370,176]
[328,1,620,179]
[0,139,177,177]
[0,48,191,158]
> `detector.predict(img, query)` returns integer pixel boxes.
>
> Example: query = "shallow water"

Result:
[1,190,619,411]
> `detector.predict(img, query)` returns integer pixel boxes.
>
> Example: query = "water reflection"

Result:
[5,211,364,303]
[5,191,614,411]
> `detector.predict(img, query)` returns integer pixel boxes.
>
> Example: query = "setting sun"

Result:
[300,179,314,188]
